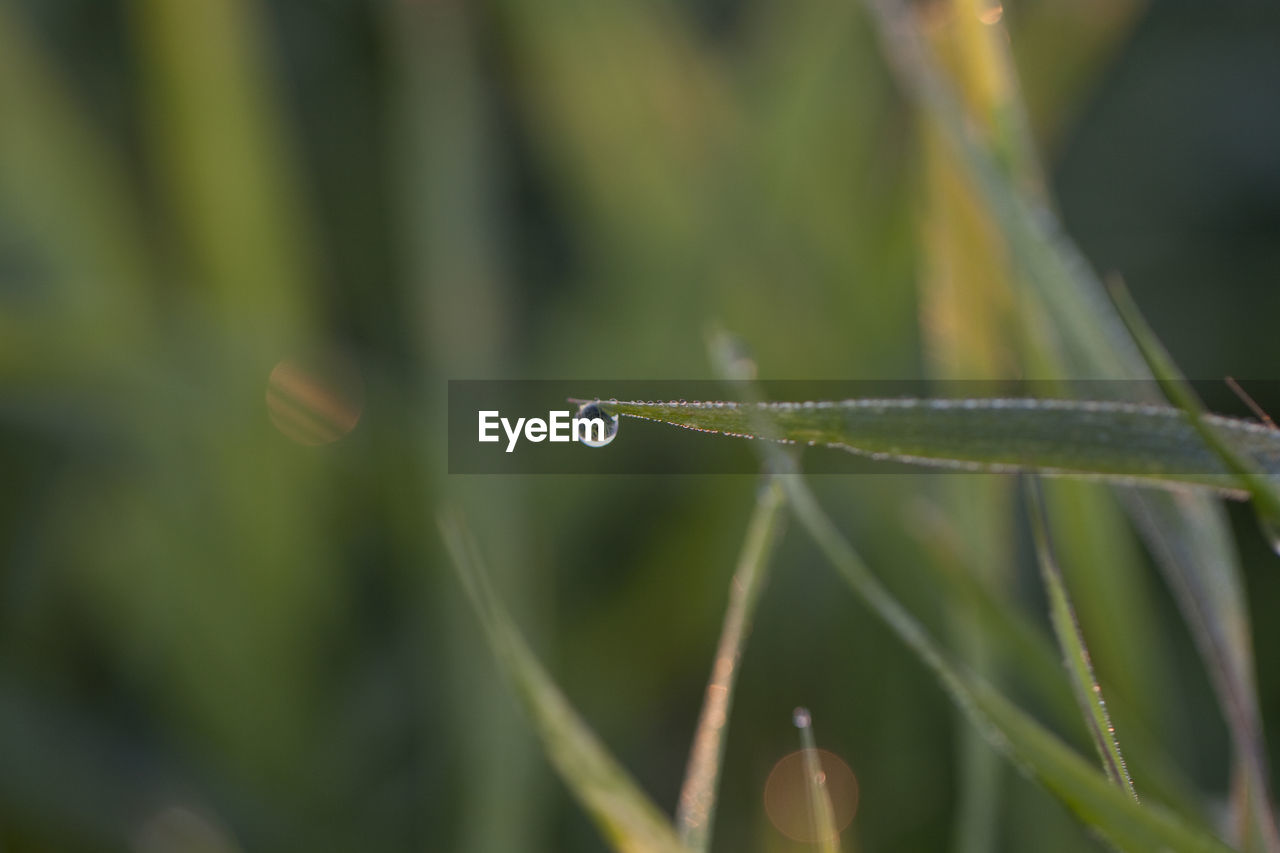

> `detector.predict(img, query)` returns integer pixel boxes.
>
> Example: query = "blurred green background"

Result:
[3,0,1280,851]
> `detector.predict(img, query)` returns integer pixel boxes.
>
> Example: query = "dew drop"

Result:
[574,401,619,448]
[792,707,811,729]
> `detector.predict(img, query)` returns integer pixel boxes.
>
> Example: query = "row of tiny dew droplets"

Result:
[576,398,823,446]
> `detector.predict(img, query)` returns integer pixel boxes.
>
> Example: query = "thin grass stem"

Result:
[676,478,787,851]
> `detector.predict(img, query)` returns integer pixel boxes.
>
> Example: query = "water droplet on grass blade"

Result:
[792,707,811,729]
[574,402,619,448]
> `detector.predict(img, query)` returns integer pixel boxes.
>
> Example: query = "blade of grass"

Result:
[781,471,1234,852]
[132,0,318,354]
[794,708,842,853]
[918,7,1163,847]
[1035,480,1178,785]
[676,478,787,852]
[699,330,1234,851]
[854,3,1276,844]
[0,5,154,369]
[1026,478,1137,799]
[438,510,692,853]
[851,7,1276,846]
[908,500,1206,821]
[587,397,1279,497]
[858,0,1144,378]
[919,112,1015,853]
[1106,277,1280,542]
[1105,277,1280,851]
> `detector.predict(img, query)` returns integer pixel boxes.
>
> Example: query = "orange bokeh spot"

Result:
[764,748,859,843]
[266,354,363,446]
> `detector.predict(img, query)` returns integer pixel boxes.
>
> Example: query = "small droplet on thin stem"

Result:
[793,706,812,729]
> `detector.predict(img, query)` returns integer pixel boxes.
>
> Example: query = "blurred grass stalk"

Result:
[1,0,348,843]
[0,6,153,376]
[918,3,1019,849]
[133,0,317,356]
[389,0,544,850]
[676,478,786,852]
[439,510,692,853]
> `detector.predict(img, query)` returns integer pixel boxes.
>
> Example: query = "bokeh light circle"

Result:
[266,353,364,446]
[763,748,859,843]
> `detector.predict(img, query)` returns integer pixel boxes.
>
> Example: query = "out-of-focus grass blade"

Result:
[0,6,154,369]
[1026,479,1137,799]
[793,708,842,853]
[780,473,1235,853]
[858,0,1142,378]
[438,511,692,853]
[676,478,786,852]
[132,0,317,352]
[589,397,1278,498]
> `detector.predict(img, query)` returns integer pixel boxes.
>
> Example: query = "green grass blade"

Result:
[676,478,787,852]
[591,397,1278,497]
[0,5,155,368]
[439,511,692,853]
[132,0,318,352]
[1106,278,1280,851]
[852,2,1276,844]
[1026,478,1137,799]
[794,708,842,853]
[693,331,1234,851]
[1106,277,1280,546]
[908,501,1207,821]
[857,0,1144,378]
[780,471,1235,852]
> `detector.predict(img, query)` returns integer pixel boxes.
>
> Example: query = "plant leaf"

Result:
[588,397,1280,498]
[439,511,692,853]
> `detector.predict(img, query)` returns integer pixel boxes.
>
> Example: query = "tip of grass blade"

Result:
[1105,274,1280,549]
[794,708,843,853]
[1024,478,1138,800]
